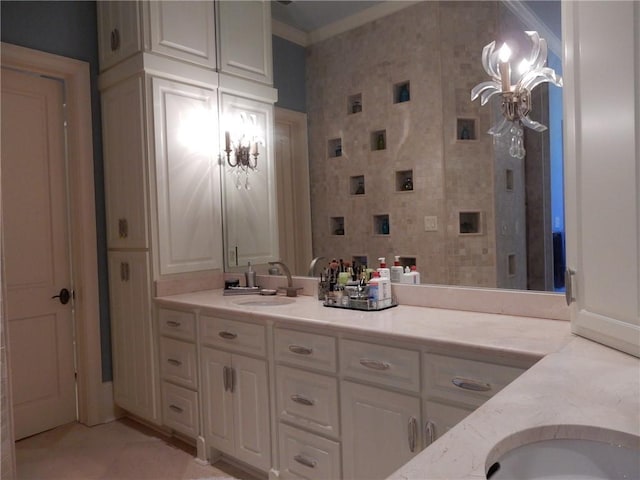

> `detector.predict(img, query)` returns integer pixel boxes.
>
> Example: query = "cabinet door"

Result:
[221,94,279,268]
[152,77,223,275]
[108,251,158,423]
[201,347,235,455]
[423,400,473,446]
[217,0,273,85]
[563,2,640,358]
[147,1,216,68]
[341,382,421,480]
[101,75,149,249]
[232,354,272,472]
[97,1,142,71]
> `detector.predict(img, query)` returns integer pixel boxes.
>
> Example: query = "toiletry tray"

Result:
[323,296,398,311]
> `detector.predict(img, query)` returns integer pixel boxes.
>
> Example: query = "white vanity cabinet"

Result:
[274,328,341,480]
[97,1,217,72]
[108,251,158,423]
[158,308,199,439]
[200,315,271,472]
[421,351,531,444]
[217,0,273,85]
[340,339,422,480]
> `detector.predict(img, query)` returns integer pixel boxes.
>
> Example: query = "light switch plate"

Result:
[424,216,438,232]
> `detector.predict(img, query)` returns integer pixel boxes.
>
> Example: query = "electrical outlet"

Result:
[424,216,438,232]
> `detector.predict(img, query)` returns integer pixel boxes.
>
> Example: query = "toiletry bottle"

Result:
[402,266,412,284]
[390,256,404,283]
[245,262,256,288]
[368,271,381,305]
[377,257,391,279]
[407,265,420,284]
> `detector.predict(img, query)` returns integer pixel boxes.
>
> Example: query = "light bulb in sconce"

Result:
[223,112,264,190]
[471,31,563,159]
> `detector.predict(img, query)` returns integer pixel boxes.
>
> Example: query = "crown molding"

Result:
[272,18,309,47]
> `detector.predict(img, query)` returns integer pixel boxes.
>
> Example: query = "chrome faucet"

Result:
[268,261,301,297]
[308,256,327,277]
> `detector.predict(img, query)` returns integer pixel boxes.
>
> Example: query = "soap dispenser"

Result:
[377,257,390,279]
[245,262,257,288]
[391,256,404,283]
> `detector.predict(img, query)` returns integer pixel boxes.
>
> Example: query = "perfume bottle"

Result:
[403,177,413,191]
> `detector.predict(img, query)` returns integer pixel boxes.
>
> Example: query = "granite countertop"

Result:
[155,289,572,361]
[155,290,638,479]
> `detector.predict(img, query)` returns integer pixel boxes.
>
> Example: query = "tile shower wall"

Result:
[307,1,501,287]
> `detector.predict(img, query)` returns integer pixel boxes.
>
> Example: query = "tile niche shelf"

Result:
[393,81,410,104]
[456,118,477,141]
[371,130,386,151]
[459,211,482,235]
[373,214,390,235]
[348,93,362,115]
[395,170,414,192]
[330,216,345,236]
[351,255,368,268]
[328,138,343,158]
[350,175,366,195]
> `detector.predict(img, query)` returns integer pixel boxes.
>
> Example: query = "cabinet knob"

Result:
[118,218,128,239]
[110,28,121,51]
[359,358,391,371]
[451,376,491,392]
[167,358,182,367]
[288,344,313,355]
[169,404,183,413]
[425,420,435,445]
[293,454,317,469]
[166,320,181,328]
[219,331,238,340]
[120,262,130,281]
[290,394,315,406]
[408,416,418,452]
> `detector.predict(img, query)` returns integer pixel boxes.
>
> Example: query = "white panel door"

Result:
[152,77,223,275]
[563,2,640,357]
[201,347,235,455]
[101,74,149,249]
[232,354,271,471]
[1,68,76,440]
[221,93,279,268]
[148,1,216,68]
[108,251,159,423]
[218,0,273,85]
[341,382,421,480]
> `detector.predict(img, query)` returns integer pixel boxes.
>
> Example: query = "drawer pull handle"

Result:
[408,416,418,452]
[166,320,181,328]
[219,331,237,340]
[425,420,435,445]
[294,454,317,469]
[167,358,182,367]
[452,377,491,392]
[169,404,183,413]
[288,344,313,355]
[290,394,315,406]
[359,358,390,371]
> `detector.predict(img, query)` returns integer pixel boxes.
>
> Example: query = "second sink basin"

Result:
[234,297,296,307]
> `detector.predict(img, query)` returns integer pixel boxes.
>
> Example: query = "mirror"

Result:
[271,0,564,292]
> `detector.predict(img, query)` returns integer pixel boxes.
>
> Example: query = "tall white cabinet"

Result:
[98,0,277,429]
[563,1,640,358]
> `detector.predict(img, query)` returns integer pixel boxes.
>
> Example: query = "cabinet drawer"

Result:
[275,328,337,373]
[340,339,420,392]
[423,353,526,407]
[161,382,199,439]
[276,366,340,438]
[200,315,266,356]
[159,337,197,389]
[278,424,341,480]
[158,308,196,341]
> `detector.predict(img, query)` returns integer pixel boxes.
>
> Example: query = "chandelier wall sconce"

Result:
[471,31,563,159]
[224,112,263,190]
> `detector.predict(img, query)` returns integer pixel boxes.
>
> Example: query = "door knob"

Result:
[52,288,71,305]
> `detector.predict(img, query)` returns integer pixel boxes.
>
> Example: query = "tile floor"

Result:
[15,418,257,480]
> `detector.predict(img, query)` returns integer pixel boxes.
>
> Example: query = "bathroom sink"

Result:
[234,297,296,307]
[488,436,640,479]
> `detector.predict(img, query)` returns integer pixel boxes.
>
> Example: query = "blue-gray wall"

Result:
[272,35,306,113]
[1,1,112,382]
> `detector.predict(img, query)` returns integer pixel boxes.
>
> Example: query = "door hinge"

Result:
[565,268,576,306]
